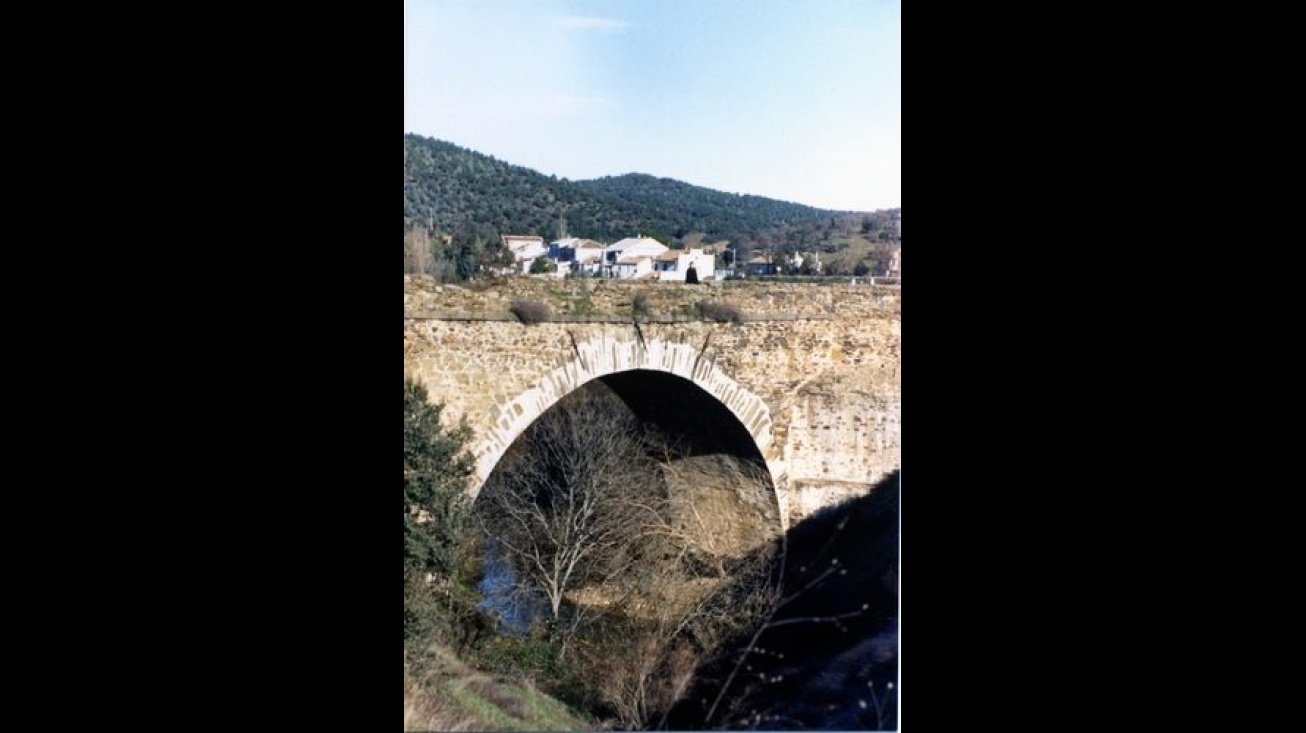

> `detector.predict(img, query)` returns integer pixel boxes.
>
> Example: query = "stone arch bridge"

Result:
[403,278,900,529]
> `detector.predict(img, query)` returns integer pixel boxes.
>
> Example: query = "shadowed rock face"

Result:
[602,369,783,566]
[747,620,898,731]
[661,470,900,731]
[660,453,782,567]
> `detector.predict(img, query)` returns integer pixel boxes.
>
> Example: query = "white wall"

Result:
[658,250,715,281]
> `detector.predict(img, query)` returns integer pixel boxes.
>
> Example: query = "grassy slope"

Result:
[404,643,594,732]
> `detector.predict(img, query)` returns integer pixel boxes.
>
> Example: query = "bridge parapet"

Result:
[404,275,899,322]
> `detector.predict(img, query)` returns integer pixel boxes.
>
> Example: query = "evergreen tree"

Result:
[404,378,476,644]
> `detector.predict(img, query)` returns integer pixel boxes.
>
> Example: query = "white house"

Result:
[571,241,606,274]
[550,238,607,275]
[602,237,668,278]
[654,248,716,282]
[611,253,658,279]
[501,235,547,274]
[548,237,583,260]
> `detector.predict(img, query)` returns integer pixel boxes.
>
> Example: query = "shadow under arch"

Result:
[597,369,766,464]
[467,335,786,525]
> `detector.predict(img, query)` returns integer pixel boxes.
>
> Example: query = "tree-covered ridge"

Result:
[571,173,847,242]
[404,134,885,243]
[405,135,569,238]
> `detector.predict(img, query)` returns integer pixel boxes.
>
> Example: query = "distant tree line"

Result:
[403,221,515,280]
[404,134,854,241]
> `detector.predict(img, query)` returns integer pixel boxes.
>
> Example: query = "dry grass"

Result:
[405,644,594,732]
[405,673,477,731]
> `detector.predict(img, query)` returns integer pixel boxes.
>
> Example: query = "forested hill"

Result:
[403,134,859,242]
[571,173,845,240]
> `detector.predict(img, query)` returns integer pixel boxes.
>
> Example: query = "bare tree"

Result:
[477,385,668,652]
[405,227,432,275]
[588,545,781,730]
[475,382,802,728]
[570,439,785,729]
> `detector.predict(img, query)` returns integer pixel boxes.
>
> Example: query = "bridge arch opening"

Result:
[593,369,767,465]
[476,371,779,524]
[466,335,782,514]
[473,374,784,631]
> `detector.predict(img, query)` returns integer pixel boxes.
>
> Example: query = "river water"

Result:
[477,539,549,635]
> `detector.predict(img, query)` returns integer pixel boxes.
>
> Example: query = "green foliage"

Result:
[467,627,610,722]
[404,377,477,646]
[405,639,599,732]
[402,134,897,252]
[529,257,556,274]
[446,224,488,281]
[404,567,447,643]
[471,628,567,680]
[403,134,899,282]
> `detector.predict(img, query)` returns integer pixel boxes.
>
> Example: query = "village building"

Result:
[601,237,668,279]
[745,254,777,276]
[501,235,547,274]
[548,238,607,275]
[654,248,716,282]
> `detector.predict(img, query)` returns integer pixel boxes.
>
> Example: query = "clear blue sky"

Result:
[405,0,900,212]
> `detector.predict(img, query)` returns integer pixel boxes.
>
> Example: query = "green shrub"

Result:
[511,299,554,324]
[695,300,745,324]
[632,292,652,318]
[404,378,476,649]
[471,632,565,680]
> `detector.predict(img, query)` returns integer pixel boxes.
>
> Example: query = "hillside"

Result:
[404,134,896,243]
[405,643,595,731]
[571,172,845,241]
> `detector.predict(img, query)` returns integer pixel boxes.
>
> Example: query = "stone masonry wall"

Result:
[404,275,901,322]
[404,276,900,526]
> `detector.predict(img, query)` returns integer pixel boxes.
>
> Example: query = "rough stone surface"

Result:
[662,454,783,562]
[404,274,900,322]
[404,276,901,528]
